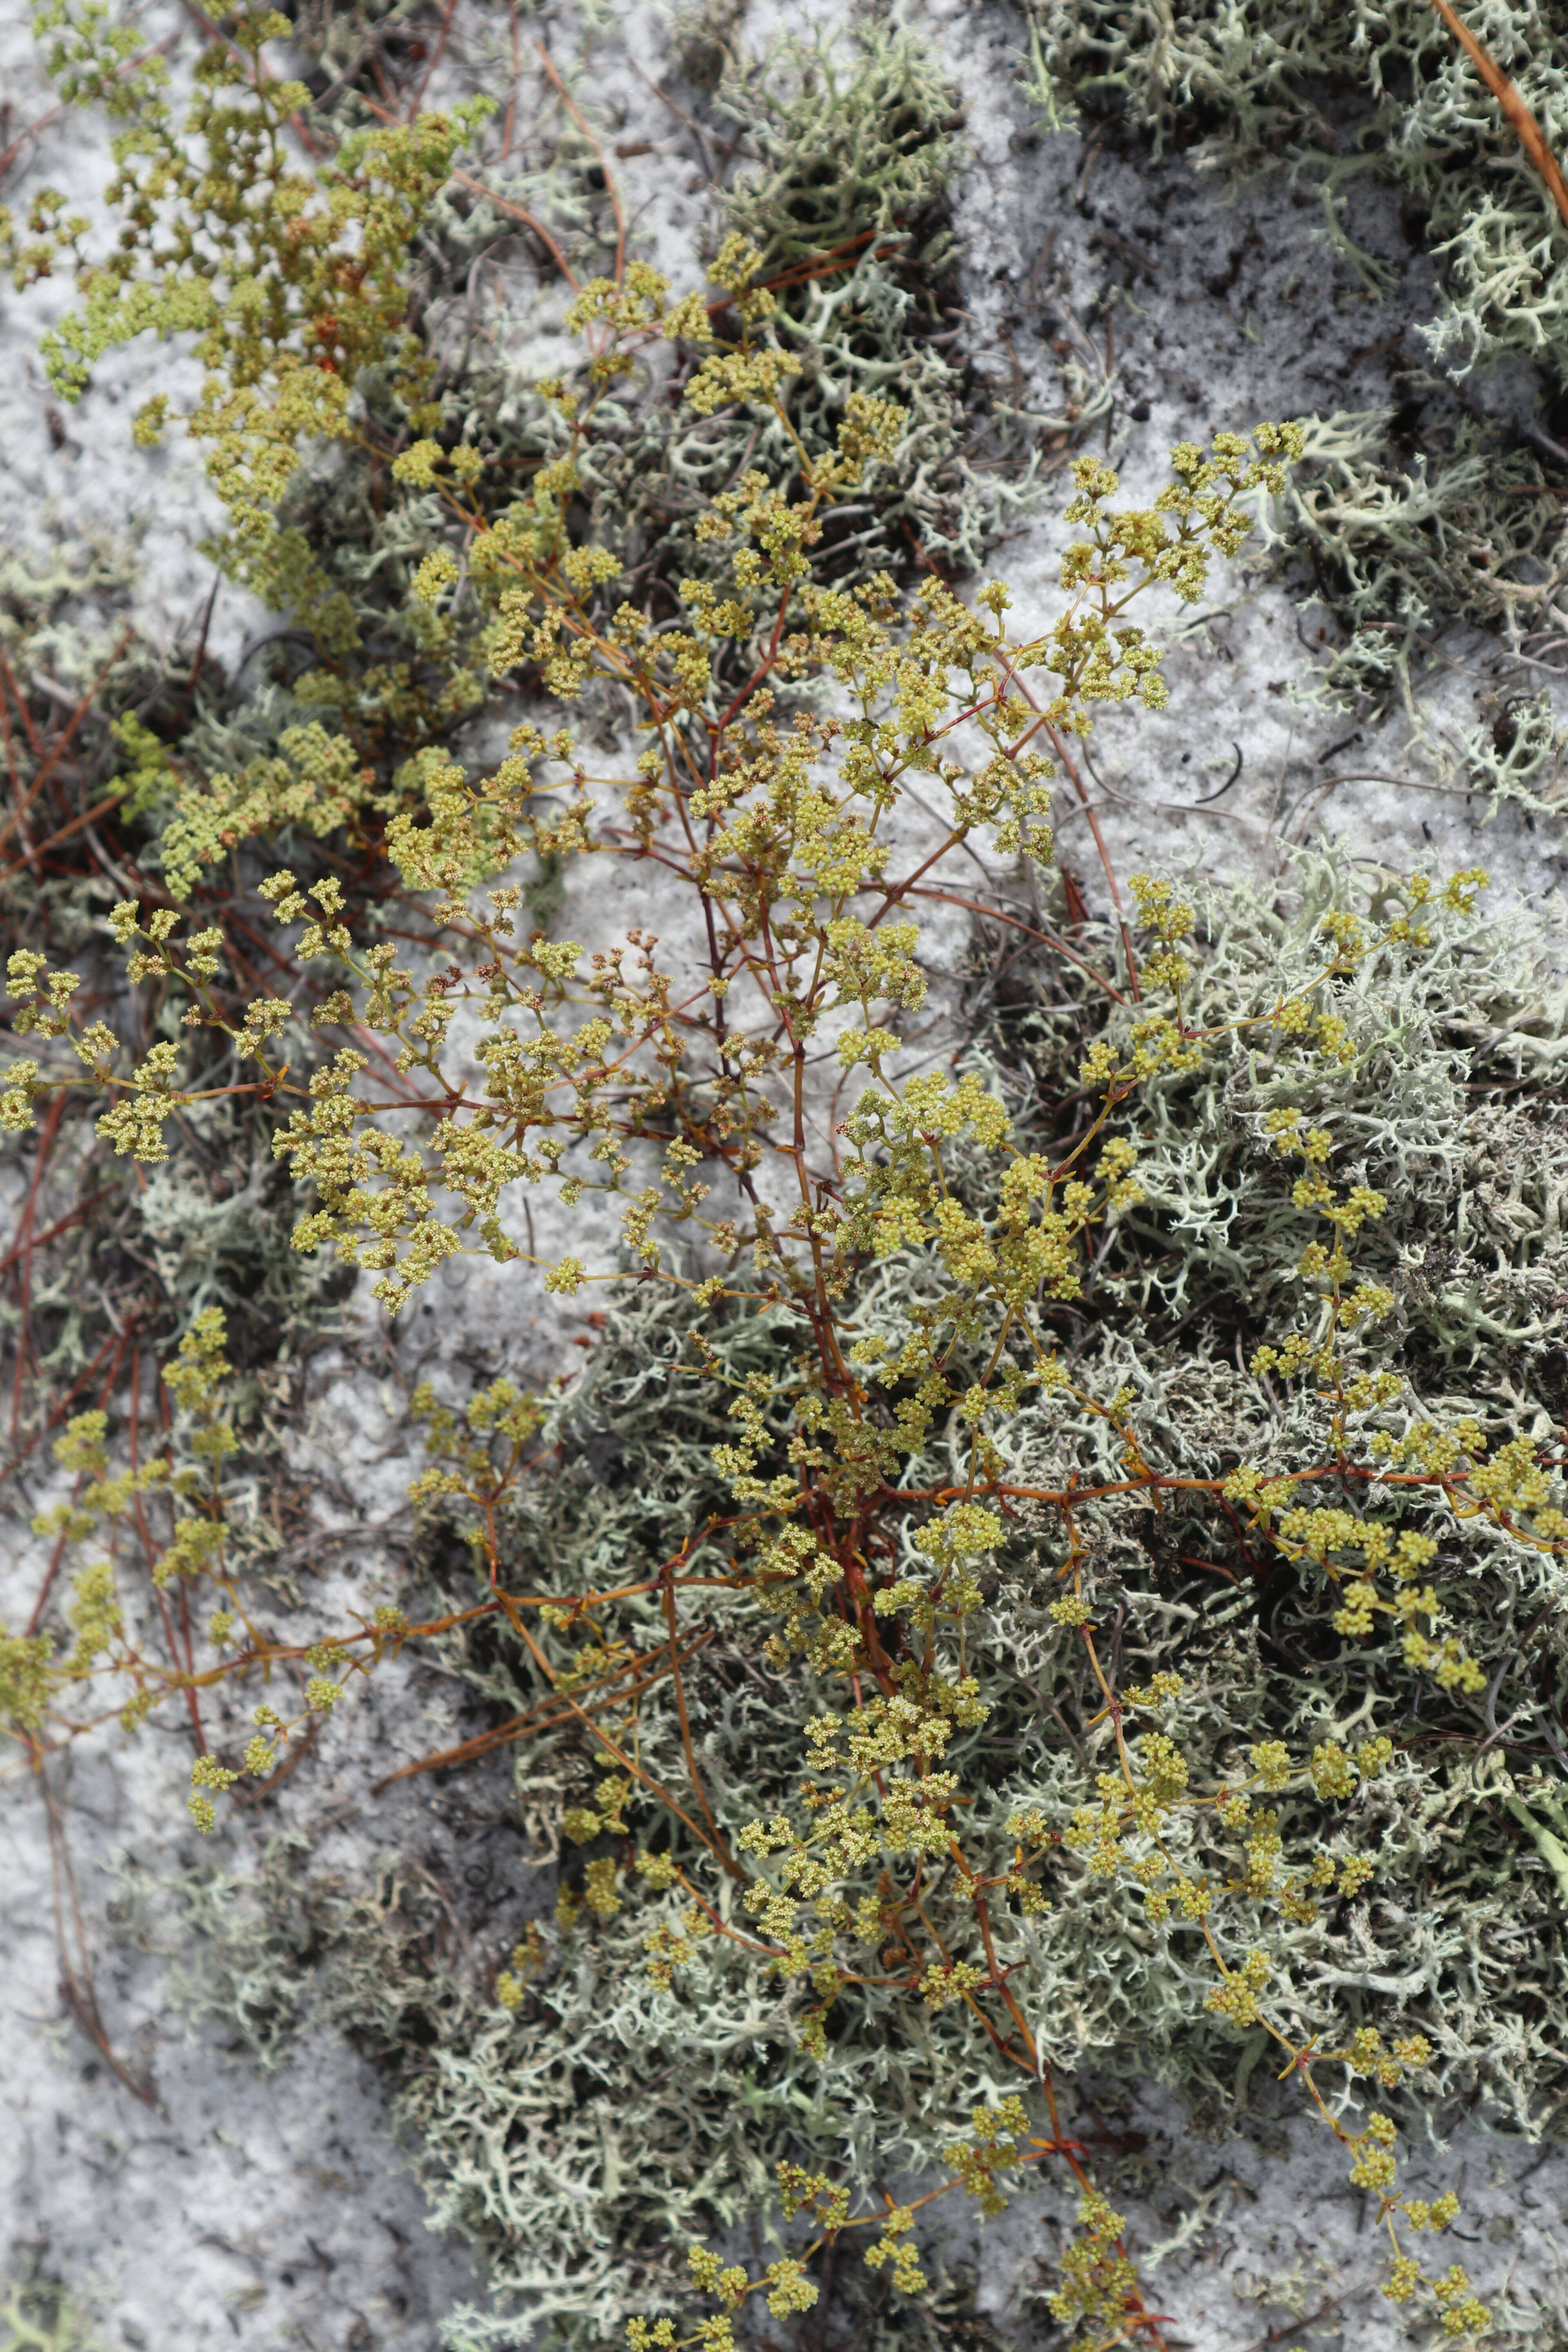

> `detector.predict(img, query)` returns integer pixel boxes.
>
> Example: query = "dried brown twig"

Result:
[1426,0,1568,230]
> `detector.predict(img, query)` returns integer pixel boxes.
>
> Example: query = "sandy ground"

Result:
[4,1,1568,2345]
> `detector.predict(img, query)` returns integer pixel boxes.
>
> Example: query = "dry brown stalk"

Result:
[1426,0,1568,230]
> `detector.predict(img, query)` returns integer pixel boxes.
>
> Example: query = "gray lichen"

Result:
[1024,0,1568,761]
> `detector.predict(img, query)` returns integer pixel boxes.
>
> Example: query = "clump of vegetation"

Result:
[0,547,355,1533]
[101,822,1568,2349]
[5,6,1568,2349]
[137,1832,469,2072]
[704,31,1053,575]
[3,7,1091,894]
[7,2,487,633]
[1023,0,1568,388]
[1024,0,1568,764]
[3,10,1094,916]
[2,274,1531,2339]
[0,0,1071,1561]
[1274,407,1568,784]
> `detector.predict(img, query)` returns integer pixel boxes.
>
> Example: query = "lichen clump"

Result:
[1025,0,1568,779]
